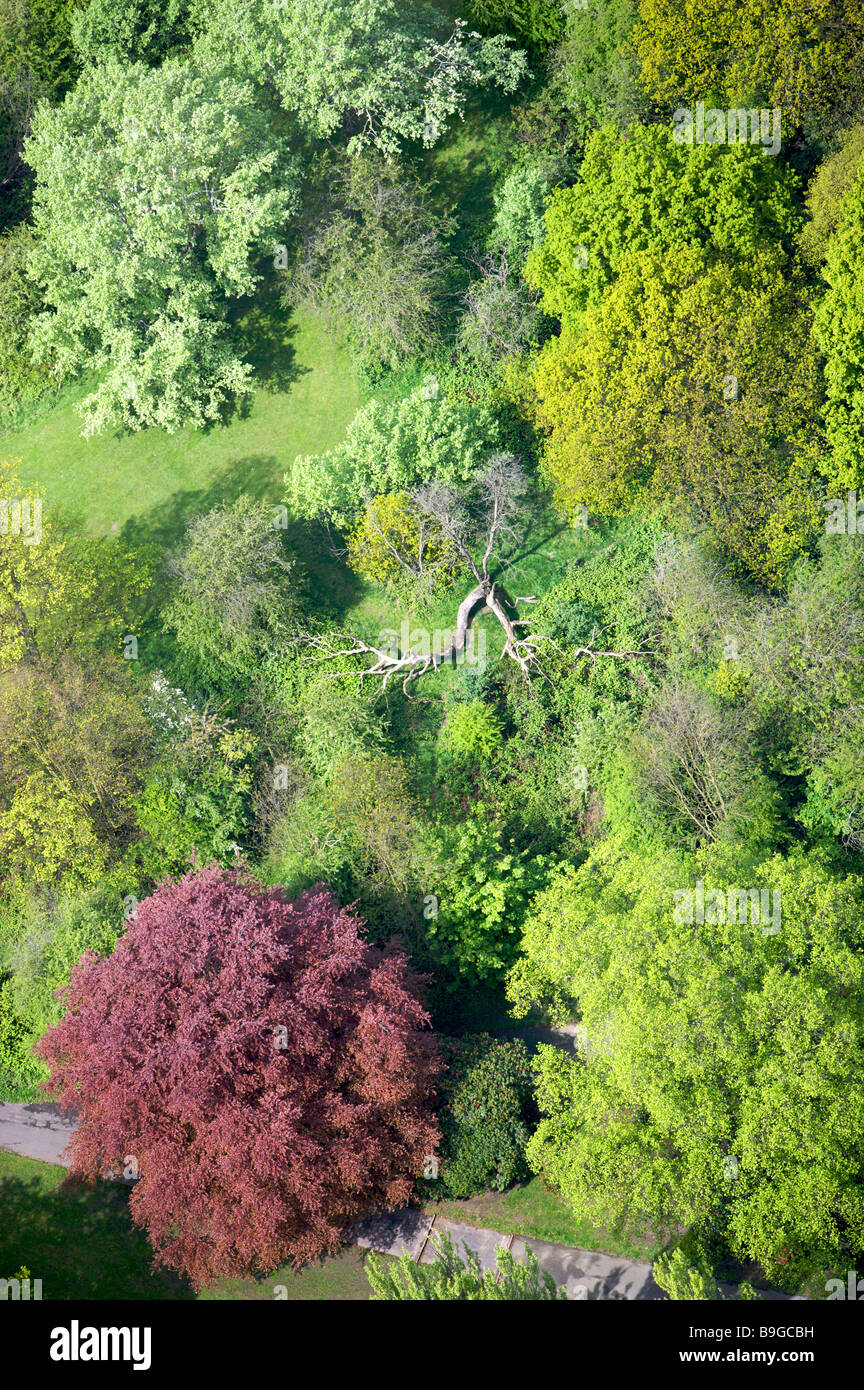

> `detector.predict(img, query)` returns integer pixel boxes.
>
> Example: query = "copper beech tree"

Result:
[37,866,439,1287]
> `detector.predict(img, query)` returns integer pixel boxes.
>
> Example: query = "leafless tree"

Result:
[634,682,755,843]
[458,250,541,365]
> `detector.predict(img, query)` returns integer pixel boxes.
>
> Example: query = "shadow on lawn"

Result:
[0,1174,193,1300]
[118,454,287,553]
[230,278,311,406]
[118,456,364,653]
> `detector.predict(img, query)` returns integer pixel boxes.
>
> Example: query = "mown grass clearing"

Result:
[426,1176,663,1262]
[2,311,360,544]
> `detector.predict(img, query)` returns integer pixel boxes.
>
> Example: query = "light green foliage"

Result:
[265,741,424,909]
[653,1248,717,1300]
[26,58,300,435]
[324,754,423,894]
[424,810,548,983]
[800,123,864,266]
[746,539,864,847]
[489,161,553,269]
[478,522,660,848]
[525,123,799,331]
[346,491,461,594]
[0,780,109,888]
[532,245,822,583]
[617,534,864,854]
[71,0,197,64]
[550,0,646,139]
[296,678,386,782]
[286,387,500,527]
[459,253,542,367]
[163,497,300,683]
[366,1230,566,1299]
[440,699,504,764]
[0,885,122,1098]
[510,838,864,1281]
[814,168,864,490]
[196,0,527,157]
[265,785,355,900]
[653,1248,758,1300]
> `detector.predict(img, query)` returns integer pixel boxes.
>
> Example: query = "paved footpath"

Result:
[0,1101,76,1166]
[350,1209,803,1302]
[1,1102,802,1301]
[351,1207,664,1299]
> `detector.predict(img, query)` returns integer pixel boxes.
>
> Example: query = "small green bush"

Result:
[432,1034,535,1197]
[440,699,503,764]
[0,885,123,1099]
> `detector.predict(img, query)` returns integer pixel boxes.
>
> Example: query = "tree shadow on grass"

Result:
[117,457,365,654]
[0,1173,193,1301]
[118,454,287,554]
[227,278,312,419]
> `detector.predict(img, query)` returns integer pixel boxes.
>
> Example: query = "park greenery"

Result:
[0,0,863,1302]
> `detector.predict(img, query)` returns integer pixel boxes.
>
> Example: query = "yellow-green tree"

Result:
[632,0,864,131]
[509,838,864,1282]
[0,654,149,891]
[814,169,864,490]
[531,247,823,584]
[0,458,151,673]
[346,491,460,590]
[800,123,864,266]
[524,123,798,332]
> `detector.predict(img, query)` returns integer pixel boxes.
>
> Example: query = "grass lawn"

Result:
[1,309,360,544]
[0,1150,377,1300]
[425,1176,663,1262]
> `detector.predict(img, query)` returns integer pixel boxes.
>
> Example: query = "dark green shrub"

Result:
[464,0,566,54]
[0,224,57,419]
[433,1035,535,1197]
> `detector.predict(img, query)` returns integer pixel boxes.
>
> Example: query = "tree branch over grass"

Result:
[301,457,647,690]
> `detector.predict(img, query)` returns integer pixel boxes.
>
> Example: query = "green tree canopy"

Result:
[164,497,301,683]
[0,0,84,97]
[632,0,864,133]
[26,57,300,435]
[286,387,500,528]
[549,0,647,141]
[800,122,864,267]
[282,152,454,370]
[0,458,151,674]
[814,168,864,491]
[524,122,799,331]
[531,244,823,583]
[71,0,201,66]
[195,0,527,157]
[509,836,864,1282]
